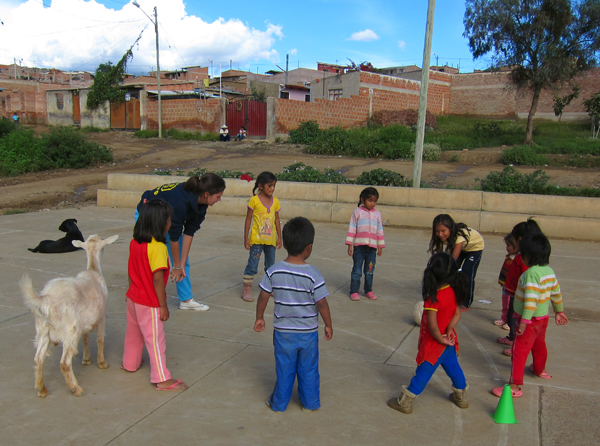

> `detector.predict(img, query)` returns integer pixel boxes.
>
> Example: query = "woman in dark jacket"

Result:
[136,173,226,311]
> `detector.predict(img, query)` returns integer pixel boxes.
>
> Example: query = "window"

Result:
[55,93,64,110]
[329,89,343,101]
[305,94,310,102]
[280,91,290,99]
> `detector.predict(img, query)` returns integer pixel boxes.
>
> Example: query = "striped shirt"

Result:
[345,206,385,248]
[259,261,329,333]
[514,265,563,322]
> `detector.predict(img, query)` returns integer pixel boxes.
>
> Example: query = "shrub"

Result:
[0,116,17,138]
[354,169,410,187]
[478,166,551,194]
[164,129,219,141]
[80,126,109,133]
[500,146,549,166]
[276,162,351,183]
[0,127,48,176]
[371,109,436,128]
[411,143,442,161]
[288,120,321,144]
[134,129,159,138]
[185,167,253,179]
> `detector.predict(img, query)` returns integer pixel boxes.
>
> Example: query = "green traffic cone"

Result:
[490,385,519,424]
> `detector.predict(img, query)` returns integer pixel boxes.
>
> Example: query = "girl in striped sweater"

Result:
[345,187,385,301]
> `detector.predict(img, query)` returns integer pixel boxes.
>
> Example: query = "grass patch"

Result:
[5,209,28,215]
[134,128,219,141]
[80,126,110,133]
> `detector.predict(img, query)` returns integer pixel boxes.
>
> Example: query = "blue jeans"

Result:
[270,331,320,412]
[407,346,466,395]
[135,210,192,302]
[350,245,377,294]
[244,244,276,276]
[457,250,483,307]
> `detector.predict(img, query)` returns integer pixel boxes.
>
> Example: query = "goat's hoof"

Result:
[72,388,86,397]
[82,359,92,365]
[37,387,49,398]
[97,361,109,369]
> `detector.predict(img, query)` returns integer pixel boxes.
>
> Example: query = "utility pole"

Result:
[133,1,162,137]
[412,0,436,189]
[285,54,289,85]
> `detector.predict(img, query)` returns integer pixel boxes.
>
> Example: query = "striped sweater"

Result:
[514,265,563,322]
[345,206,385,249]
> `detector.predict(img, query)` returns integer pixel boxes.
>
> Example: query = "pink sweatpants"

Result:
[509,317,549,386]
[123,298,171,384]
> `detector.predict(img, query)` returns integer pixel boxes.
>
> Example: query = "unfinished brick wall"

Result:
[276,71,452,133]
[146,97,221,133]
[0,79,53,124]
[449,69,600,120]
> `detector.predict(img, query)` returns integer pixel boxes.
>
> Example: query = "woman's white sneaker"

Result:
[179,299,209,311]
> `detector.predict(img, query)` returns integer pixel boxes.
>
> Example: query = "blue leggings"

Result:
[407,345,466,395]
[270,331,320,412]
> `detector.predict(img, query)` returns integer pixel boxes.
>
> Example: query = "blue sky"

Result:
[0,0,489,75]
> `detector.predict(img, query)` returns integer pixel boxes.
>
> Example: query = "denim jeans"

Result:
[244,244,276,276]
[407,345,466,395]
[270,330,320,412]
[350,245,377,294]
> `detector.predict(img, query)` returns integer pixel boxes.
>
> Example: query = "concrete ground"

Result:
[1,206,599,446]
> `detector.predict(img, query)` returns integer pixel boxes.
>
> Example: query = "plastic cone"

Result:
[490,385,519,424]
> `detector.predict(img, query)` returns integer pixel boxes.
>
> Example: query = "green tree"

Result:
[583,92,600,138]
[463,0,600,144]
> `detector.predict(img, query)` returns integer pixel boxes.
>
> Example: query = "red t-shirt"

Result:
[416,286,459,366]
[504,253,528,296]
[126,238,169,307]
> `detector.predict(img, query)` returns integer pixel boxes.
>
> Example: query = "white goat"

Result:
[20,234,118,397]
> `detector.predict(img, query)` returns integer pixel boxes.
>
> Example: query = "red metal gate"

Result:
[226,99,267,138]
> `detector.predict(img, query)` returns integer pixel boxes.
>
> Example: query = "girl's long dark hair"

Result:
[428,214,470,255]
[183,173,226,196]
[422,253,469,307]
[252,171,277,195]
[358,187,379,207]
[511,217,542,241]
[134,199,173,244]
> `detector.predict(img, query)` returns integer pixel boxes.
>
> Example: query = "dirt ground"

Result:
[2,130,599,213]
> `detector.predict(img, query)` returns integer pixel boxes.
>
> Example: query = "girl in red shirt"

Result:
[122,199,187,391]
[388,253,470,414]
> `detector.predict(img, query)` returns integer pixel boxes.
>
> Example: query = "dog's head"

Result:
[58,219,83,240]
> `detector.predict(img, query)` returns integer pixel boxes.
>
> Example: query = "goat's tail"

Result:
[19,274,44,318]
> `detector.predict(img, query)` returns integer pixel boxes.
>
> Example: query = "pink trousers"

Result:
[123,298,171,383]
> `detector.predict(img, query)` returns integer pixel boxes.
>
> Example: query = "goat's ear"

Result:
[103,235,119,246]
[72,240,84,248]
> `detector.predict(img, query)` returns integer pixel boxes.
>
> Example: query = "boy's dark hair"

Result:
[422,252,470,306]
[358,187,379,207]
[282,217,314,256]
[134,199,173,244]
[183,173,226,196]
[252,171,277,195]
[428,213,470,255]
[511,217,542,241]
[519,233,551,266]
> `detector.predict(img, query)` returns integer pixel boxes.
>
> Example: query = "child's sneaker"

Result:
[349,293,360,301]
[365,291,378,300]
[179,299,210,311]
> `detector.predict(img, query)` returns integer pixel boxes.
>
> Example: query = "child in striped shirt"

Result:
[254,217,333,412]
[492,232,568,398]
[345,187,385,301]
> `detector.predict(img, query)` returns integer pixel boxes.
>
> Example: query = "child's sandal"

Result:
[494,319,506,326]
[496,336,513,346]
[529,364,552,379]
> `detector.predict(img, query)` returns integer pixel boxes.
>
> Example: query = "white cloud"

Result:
[0,0,283,73]
[289,48,297,56]
[348,29,379,42]
[398,40,407,50]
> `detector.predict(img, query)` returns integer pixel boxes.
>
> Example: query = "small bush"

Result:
[165,129,219,141]
[355,169,410,187]
[185,167,253,179]
[288,120,321,144]
[80,126,109,133]
[134,129,159,138]
[500,146,550,166]
[411,143,442,161]
[478,166,551,194]
[277,162,351,183]
[0,117,17,138]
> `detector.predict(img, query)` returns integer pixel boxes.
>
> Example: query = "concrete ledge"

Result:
[98,173,600,240]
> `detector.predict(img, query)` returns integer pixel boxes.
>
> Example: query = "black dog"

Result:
[28,219,85,253]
